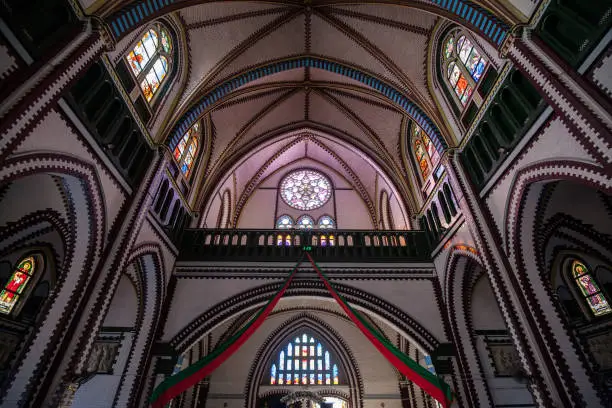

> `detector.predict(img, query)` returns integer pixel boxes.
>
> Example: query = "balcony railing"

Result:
[179,229,433,262]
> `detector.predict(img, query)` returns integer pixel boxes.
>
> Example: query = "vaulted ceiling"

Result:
[96,1,517,219]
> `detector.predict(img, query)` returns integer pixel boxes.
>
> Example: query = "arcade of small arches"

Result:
[1,1,611,408]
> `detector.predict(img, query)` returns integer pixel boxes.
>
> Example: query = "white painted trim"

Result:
[0,19,32,64]
[579,28,612,75]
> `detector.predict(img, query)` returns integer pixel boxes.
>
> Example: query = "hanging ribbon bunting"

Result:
[305,252,454,408]
[149,255,304,408]
[150,253,453,408]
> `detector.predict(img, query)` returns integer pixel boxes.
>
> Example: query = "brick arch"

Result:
[443,248,491,408]
[170,280,441,356]
[0,153,106,407]
[116,244,167,407]
[505,160,612,407]
[244,313,363,408]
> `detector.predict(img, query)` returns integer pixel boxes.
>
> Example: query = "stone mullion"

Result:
[442,153,556,408]
[43,152,166,407]
[504,31,612,165]
[0,22,111,162]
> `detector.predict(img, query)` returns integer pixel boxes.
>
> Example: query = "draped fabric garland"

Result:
[149,256,305,408]
[150,253,453,408]
[304,253,453,407]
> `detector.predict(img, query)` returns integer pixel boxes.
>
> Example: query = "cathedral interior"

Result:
[0,0,611,407]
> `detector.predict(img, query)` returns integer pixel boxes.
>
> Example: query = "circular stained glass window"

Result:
[280,170,332,210]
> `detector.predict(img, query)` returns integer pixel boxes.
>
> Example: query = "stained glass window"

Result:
[572,260,612,316]
[318,216,335,229]
[0,256,37,315]
[277,215,294,229]
[270,364,277,385]
[412,124,440,181]
[296,215,315,229]
[441,31,487,109]
[280,170,332,210]
[126,25,173,103]
[269,333,341,385]
[172,122,201,178]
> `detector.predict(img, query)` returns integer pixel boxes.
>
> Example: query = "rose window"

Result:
[280,170,331,210]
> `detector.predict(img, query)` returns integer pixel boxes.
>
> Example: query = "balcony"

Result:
[179,229,433,263]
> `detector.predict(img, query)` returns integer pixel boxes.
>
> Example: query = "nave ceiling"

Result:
[98,1,512,219]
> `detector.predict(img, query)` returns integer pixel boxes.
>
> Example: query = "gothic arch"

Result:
[117,244,167,407]
[244,313,363,408]
[170,281,441,357]
[505,160,612,407]
[444,249,491,408]
[167,58,449,153]
[0,153,106,407]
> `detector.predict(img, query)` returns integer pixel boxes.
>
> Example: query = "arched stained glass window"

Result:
[0,256,37,315]
[173,122,201,178]
[126,24,173,103]
[571,260,612,316]
[280,170,332,210]
[271,364,277,385]
[277,215,294,229]
[441,30,488,109]
[297,215,315,229]
[412,123,440,181]
[269,333,341,385]
[318,216,335,229]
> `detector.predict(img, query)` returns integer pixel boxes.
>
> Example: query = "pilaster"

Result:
[443,152,557,407]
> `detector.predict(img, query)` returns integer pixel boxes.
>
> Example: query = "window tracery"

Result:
[0,256,37,315]
[276,215,294,229]
[441,30,488,109]
[172,122,200,178]
[126,24,173,103]
[280,170,332,211]
[269,333,340,385]
[571,260,612,316]
[318,216,335,229]
[411,123,440,181]
[296,215,315,229]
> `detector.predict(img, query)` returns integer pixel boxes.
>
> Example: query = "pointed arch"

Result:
[568,258,612,317]
[172,120,201,179]
[0,255,42,315]
[440,28,490,110]
[410,122,442,183]
[167,58,448,153]
[244,313,364,408]
[125,22,175,105]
